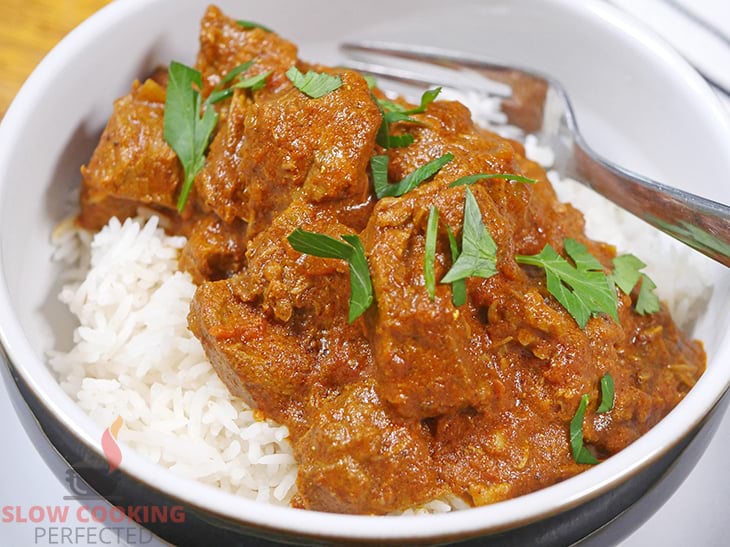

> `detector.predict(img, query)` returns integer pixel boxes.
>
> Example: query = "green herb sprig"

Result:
[375,87,441,149]
[441,188,498,284]
[287,228,373,322]
[446,226,467,306]
[236,20,273,32]
[570,394,600,465]
[363,74,377,90]
[424,206,439,300]
[207,62,271,104]
[370,153,453,199]
[516,239,618,329]
[286,66,343,99]
[164,62,219,212]
[596,373,615,414]
[611,254,660,315]
[449,173,537,187]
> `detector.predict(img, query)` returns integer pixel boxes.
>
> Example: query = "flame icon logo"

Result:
[101,416,123,473]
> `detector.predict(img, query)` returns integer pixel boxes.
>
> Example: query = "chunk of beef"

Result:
[188,203,372,436]
[189,278,312,432]
[363,184,498,419]
[79,78,183,230]
[295,380,442,513]
[196,67,380,236]
[179,215,247,283]
[432,407,580,506]
[195,5,298,97]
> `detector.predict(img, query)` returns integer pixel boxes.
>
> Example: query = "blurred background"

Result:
[0,1,727,546]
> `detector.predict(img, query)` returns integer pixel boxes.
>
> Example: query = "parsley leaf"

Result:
[449,173,537,187]
[516,239,619,329]
[286,66,342,99]
[207,63,271,104]
[164,61,219,212]
[570,394,600,465]
[374,87,440,149]
[446,225,467,306]
[405,87,441,114]
[371,153,453,199]
[236,20,273,32]
[441,188,498,283]
[363,74,377,90]
[377,98,406,113]
[287,228,373,323]
[636,274,660,315]
[287,229,352,258]
[341,235,373,322]
[611,254,645,295]
[387,134,415,148]
[611,254,660,315]
[424,206,439,301]
[374,100,414,149]
[218,61,255,89]
[383,111,424,126]
[596,373,615,413]
[231,70,271,92]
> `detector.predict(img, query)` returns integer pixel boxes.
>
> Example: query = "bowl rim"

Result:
[0,0,729,542]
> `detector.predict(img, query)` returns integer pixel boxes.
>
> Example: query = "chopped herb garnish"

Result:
[207,65,271,104]
[449,173,537,187]
[446,225,467,306]
[286,66,342,99]
[375,105,414,148]
[287,228,373,322]
[516,239,618,329]
[387,134,415,148]
[441,188,498,284]
[570,394,599,465]
[370,155,389,195]
[340,235,373,322]
[404,87,441,114]
[611,254,660,315]
[363,74,377,90]
[218,61,255,88]
[164,61,219,212]
[378,87,441,116]
[611,254,644,295]
[424,206,439,301]
[231,70,271,92]
[371,153,453,199]
[377,98,406,113]
[374,87,440,149]
[236,20,273,32]
[383,111,424,126]
[597,373,615,413]
[636,275,659,315]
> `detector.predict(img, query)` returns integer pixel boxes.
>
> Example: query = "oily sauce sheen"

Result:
[78,5,705,514]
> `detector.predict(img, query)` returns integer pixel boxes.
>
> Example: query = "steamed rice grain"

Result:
[49,216,298,505]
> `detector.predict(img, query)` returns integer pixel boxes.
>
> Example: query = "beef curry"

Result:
[78,5,705,514]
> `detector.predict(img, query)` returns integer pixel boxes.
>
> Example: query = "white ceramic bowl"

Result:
[1,0,729,544]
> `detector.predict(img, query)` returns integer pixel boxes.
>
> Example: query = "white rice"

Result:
[49,216,298,505]
[48,93,712,513]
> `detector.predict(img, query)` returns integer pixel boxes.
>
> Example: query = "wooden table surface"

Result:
[0,0,111,117]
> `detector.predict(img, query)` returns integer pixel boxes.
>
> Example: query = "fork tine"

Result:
[341,41,512,98]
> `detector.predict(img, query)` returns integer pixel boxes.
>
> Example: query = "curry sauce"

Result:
[78,5,705,514]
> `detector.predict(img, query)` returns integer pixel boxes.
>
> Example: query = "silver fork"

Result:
[342,41,730,268]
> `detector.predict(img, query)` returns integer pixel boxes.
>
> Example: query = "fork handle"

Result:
[566,138,730,267]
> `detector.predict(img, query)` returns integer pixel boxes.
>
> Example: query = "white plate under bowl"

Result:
[0,0,729,543]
